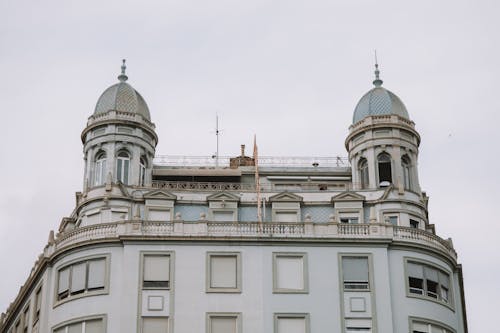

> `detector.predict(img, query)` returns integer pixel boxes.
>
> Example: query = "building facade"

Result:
[0,62,467,333]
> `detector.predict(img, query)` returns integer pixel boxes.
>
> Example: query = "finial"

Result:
[373,50,383,87]
[118,59,128,82]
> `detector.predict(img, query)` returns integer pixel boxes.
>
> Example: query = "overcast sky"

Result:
[1,0,499,331]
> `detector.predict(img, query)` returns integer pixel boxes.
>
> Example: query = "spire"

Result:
[373,51,383,87]
[118,59,128,82]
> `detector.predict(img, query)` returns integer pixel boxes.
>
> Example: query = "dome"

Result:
[94,60,151,120]
[352,65,409,124]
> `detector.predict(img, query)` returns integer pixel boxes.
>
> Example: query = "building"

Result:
[0,61,467,333]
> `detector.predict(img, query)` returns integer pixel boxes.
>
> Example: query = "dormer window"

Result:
[377,153,392,186]
[94,152,106,186]
[117,151,130,184]
[402,155,412,190]
[358,158,369,189]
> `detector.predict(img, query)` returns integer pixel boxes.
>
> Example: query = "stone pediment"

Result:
[143,190,177,201]
[331,191,365,202]
[269,192,303,202]
[206,191,240,202]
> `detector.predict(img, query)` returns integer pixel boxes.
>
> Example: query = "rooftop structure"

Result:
[0,61,467,333]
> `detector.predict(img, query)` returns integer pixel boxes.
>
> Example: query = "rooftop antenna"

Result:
[373,50,383,87]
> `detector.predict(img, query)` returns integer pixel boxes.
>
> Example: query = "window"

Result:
[273,253,308,293]
[57,258,107,302]
[22,306,29,333]
[345,318,372,333]
[377,153,392,185]
[340,216,359,224]
[411,320,453,333]
[140,157,147,186]
[53,317,104,333]
[342,257,369,290]
[207,313,241,333]
[212,211,235,222]
[402,155,412,190]
[274,314,309,333]
[142,317,169,333]
[207,252,241,293]
[94,152,106,186]
[116,151,130,184]
[407,261,451,304]
[385,215,398,226]
[14,320,21,333]
[410,219,419,229]
[33,286,42,324]
[358,158,369,189]
[147,209,171,221]
[143,255,170,289]
[275,211,299,223]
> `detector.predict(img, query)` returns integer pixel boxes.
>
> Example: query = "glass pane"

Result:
[342,257,369,282]
[277,318,306,333]
[123,160,129,184]
[143,317,168,333]
[58,268,70,294]
[85,319,103,333]
[144,256,170,286]
[88,259,106,289]
[68,322,82,333]
[71,262,87,293]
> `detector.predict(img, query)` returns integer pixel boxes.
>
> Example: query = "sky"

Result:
[0,0,499,331]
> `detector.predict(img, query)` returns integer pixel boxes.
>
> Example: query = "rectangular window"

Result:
[57,257,107,302]
[385,215,398,226]
[207,313,241,333]
[410,219,419,229]
[212,211,235,222]
[273,253,307,293]
[342,257,369,290]
[143,255,170,289]
[407,260,451,304]
[275,211,298,223]
[345,319,372,333]
[274,314,309,333]
[207,253,241,292]
[33,286,42,324]
[22,306,29,333]
[147,209,171,222]
[142,317,169,333]
[53,318,104,333]
[339,212,360,224]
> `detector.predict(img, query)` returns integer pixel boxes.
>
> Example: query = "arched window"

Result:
[358,158,369,189]
[94,152,106,186]
[116,151,130,184]
[377,153,392,186]
[402,155,412,190]
[139,156,147,186]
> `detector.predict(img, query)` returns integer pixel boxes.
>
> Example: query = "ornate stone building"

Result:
[0,62,467,333]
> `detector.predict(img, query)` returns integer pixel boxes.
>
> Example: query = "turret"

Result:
[80,60,158,190]
[345,63,422,194]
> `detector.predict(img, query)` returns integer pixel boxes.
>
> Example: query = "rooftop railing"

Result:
[153,155,350,168]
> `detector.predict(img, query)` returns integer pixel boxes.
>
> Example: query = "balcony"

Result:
[50,220,457,261]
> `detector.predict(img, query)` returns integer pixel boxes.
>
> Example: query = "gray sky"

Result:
[1,0,498,331]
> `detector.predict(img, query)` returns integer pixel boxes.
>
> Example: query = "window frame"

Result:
[408,316,456,333]
[377,152,393,186]
[141,316,169,333]
[116,150,130,184]
[404,258,454,309]
[206,312,242,333]
[141,253,172,290]
[94,152,107,186]
[273,313,310,333]
[33,284,42,326]
[358,158,369,189]
[206,252,242,293]
[340,254,371,291]
[51,314,107,333]
[54,254,110,307]
[272,252,308,294]
[401,155,412,190]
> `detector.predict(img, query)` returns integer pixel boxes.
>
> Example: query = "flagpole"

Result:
[253,135,262,231]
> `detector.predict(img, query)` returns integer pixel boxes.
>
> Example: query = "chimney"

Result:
[241,144,245,157]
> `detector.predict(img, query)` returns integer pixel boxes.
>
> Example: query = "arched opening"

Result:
[94,152,106,186]
[116,151,130,184]
[358,158,369,189]
[377,153,392,186]
[139,156,147,186]
[402,155,412,190]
